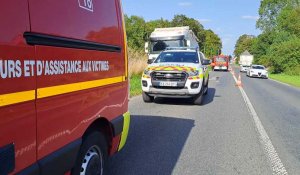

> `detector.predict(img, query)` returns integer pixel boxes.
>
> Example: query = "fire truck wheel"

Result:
[72,131,108,175]
[142,92,154,103]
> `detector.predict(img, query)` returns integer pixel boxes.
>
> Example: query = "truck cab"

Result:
[145,26,199,62]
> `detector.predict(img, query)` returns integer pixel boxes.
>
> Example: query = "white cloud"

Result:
[178,2,192,7]
[198,19,212,23]
[241,15,259,20]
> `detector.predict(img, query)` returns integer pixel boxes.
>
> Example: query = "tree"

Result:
[171,15,204,33]
[250,32,275,65]
[125,15,147,50]
[171,15,206,48]
[277,6,300,36]
[269,38,300,74]
[203,30,222,58]
[234,35,255,58]
[257,0,289,31]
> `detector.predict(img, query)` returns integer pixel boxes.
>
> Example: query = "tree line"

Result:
[125,14,222,58]
[234,0,300,75]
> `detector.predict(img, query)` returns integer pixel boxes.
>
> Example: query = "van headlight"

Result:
[188,70,199,77]
[144,69,152,76]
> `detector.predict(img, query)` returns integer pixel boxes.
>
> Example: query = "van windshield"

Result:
[154,52,199,63]
[216,57,226,62]
[150,40,185,54]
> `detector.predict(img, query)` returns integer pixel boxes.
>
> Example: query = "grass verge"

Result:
[130,74,142,97]
[269,74,300,88]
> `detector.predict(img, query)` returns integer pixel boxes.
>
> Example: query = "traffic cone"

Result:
[236,73,242,87]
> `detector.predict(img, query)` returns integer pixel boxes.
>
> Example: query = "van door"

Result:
[27,0,125,165]
[0,1,36,174]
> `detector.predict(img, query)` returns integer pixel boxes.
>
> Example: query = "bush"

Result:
[268,37,300,74]
[284,64,300,76]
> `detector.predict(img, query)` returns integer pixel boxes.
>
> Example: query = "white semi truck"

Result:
[239,50,254,72]
[239,50,254,66]
[145,26,199,62]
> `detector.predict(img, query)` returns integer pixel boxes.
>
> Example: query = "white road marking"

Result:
[269,78,292,87]
[232,74,288,175]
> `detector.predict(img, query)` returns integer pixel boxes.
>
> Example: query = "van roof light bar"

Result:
[165,47,199,51]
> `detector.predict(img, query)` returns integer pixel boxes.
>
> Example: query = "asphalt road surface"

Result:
[108,67,300,175]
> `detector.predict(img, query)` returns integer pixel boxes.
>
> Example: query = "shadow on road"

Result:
[152,88,216,106]
[108,115,195,175]
[202,88,216,105]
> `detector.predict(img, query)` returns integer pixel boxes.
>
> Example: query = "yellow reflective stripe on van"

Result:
[37,76,125,99]
[118,111,130,151]
[148,66,195,72]
[0,90,35,107]
[120,0,128,79]
[0,76,125,107]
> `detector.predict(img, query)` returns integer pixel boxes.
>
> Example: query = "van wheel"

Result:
[142,92,154,103]
[204,77,209,95]
[72,132,108,175]
[193,87,204,105]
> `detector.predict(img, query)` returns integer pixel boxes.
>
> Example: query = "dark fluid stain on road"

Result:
[108,115,195,175]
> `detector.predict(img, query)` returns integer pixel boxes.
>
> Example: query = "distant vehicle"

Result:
[145,26,199,62]
[239,50,253,68]
[247,65,268,79]
[141,47,210,105]
[240,65,250,72]
[211,55,229,71]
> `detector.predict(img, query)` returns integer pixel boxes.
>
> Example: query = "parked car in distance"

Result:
[247,65,268,79]
[240,65,250,72]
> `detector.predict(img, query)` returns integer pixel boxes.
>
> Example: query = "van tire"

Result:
[142,92,154,103]
[204,77,209,95]
[72,132,108,175]
[193,86,204,105]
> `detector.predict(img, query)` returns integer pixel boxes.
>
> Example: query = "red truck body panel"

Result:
[0,0,129,174]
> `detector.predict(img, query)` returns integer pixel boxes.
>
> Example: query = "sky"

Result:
[122,0,261,55]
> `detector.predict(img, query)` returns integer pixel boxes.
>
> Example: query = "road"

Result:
[109,67,300,175]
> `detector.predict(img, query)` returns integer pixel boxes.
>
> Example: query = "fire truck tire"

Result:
[142,92,154,103]
[72,131,108,175]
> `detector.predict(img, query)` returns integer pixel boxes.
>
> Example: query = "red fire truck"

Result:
[211,55,229,71]
[0,0,129,174]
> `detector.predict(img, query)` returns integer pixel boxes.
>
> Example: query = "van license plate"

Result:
[159,82,177,87]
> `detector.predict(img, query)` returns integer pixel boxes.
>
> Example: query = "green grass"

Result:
[130,74,142,97]
[207,65,212,71]
[269,74,300,88]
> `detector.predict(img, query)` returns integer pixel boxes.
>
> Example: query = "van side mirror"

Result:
[202,59,211,65]
[145,42,149,53]
[147,59,153,64]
